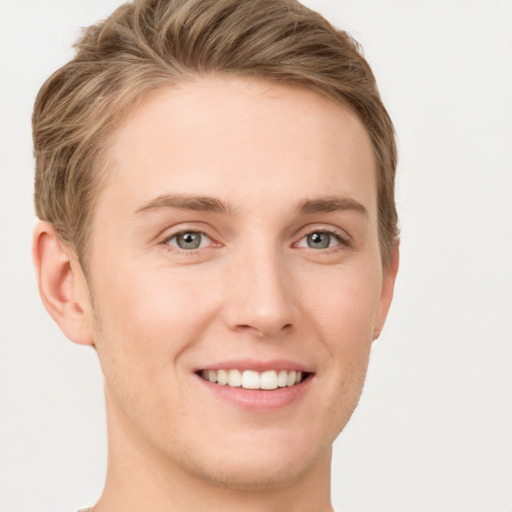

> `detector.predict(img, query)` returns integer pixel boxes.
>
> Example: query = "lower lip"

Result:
[196,374,313,411]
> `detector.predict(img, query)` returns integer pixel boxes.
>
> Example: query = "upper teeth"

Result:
[200,369,303,389]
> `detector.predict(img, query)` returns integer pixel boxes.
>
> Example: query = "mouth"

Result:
[196,369,312,390]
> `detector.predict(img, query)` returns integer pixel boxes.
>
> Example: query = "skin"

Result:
[34,75,398,512]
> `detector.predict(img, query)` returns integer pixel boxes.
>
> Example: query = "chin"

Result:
[188,452,320,491]
[176,426,334,492]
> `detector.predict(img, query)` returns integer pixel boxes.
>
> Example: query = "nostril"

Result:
[233,322,294,337]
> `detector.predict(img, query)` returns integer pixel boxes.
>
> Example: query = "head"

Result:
[33,0,399,498]
[33,0,398,270]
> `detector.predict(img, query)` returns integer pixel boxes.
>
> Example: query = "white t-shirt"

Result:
[77,509,343,511]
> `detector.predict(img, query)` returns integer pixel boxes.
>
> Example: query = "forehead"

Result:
[99,75,377,219]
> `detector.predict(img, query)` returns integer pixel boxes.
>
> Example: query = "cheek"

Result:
[90,267,222,432]
[94,266,220,362]
[304,263,383,353]
[312,268,381,428]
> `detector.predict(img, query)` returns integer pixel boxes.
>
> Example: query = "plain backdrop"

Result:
[1,1,511,511]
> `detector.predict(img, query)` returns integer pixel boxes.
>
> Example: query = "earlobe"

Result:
[373,242,400,340]
[33,221,94,346]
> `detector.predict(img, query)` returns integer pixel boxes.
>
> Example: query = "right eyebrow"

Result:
[134,194,236,216]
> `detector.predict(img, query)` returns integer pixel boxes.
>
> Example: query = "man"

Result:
[32,0,399,510]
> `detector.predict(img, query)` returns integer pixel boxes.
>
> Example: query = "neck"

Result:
[94,389,334,512]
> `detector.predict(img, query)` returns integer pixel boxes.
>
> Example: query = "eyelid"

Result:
[158,223,222,251]
[164,230,213,249]
[156,223,351,252]
[294,225,352,247]
[157,221,211,240]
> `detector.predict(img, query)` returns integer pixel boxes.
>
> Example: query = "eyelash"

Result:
[162,227,350,254]
[295,228,351,252]
[163,230,216,252]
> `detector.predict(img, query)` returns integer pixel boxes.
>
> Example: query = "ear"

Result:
[33,221,94,346]
[373,242,400,340]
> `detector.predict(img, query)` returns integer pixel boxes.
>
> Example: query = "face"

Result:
[82,76,396,489]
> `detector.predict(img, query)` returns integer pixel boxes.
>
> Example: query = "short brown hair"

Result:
[33,0,398,267]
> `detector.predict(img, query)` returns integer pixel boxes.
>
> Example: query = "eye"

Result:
[296,230,344,250]
[165,231,212,250]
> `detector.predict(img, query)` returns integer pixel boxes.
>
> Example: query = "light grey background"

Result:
[1,1,511,511]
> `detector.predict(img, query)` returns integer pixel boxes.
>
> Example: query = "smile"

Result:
[198,369,306,390]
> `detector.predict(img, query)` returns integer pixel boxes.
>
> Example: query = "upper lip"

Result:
[194,359,314,373]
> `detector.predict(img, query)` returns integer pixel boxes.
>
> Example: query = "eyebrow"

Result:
[135,194,236,215]
[296,196,368,217]
[135,193,368,218]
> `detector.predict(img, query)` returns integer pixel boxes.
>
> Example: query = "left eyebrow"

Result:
[296,196,369,218]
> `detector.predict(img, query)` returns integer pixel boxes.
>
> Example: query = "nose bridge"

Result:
[224,235,294,337]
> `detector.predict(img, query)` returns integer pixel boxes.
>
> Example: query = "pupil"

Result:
[308,232,330,249]
[178,232,201,249]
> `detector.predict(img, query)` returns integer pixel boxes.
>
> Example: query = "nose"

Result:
[222,245,296,339]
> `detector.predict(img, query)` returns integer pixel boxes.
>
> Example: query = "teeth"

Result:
[217,369,228,385]
[277,370,288,387]
[242,370,260,389]
[228,369,242,387]
[260,370,278,390]
[199,369,305,389]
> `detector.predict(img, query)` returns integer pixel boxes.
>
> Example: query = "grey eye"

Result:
[168,231,209,250]
[306,232,332,249]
